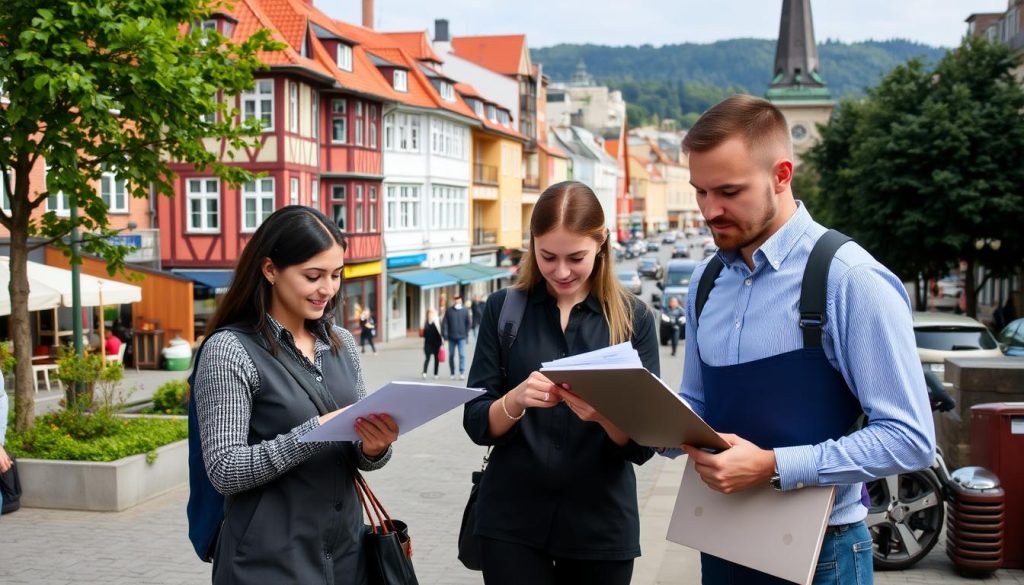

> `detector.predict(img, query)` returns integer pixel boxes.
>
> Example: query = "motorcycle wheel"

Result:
[866,470,945,570]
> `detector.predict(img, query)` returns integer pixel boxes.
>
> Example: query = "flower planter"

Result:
[17,437,188,512]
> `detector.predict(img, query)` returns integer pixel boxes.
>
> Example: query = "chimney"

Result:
[435,19,450,42]
[362,0,374,29]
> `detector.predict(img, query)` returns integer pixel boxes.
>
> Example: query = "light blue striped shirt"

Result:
[672,203,935,525]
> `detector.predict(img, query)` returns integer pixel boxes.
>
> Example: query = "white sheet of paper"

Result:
[300,382,484,442]
[541,341,641,369]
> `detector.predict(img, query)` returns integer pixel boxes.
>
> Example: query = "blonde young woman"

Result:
[463,181,659,585]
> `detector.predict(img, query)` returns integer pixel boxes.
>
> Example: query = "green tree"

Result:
[804,36,1024,316]
[1,0,281,431]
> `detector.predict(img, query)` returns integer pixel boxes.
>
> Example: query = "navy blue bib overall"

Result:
[695,231,862,585]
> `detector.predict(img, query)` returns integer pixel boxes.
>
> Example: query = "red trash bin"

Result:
[971,402,1024,569]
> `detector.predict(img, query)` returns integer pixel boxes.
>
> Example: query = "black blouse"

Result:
[463,282,660,560]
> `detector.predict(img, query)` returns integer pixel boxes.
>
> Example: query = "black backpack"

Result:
[0,454,22,514]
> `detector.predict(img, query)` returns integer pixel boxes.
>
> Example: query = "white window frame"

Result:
[355,101,364,146]
[311,179,320,209]
[393,70,408,92]
[385,113,420,153]
[241,177,275,232]
[332,98,347,144]
[288,82,298,133]
[385,184,421,230]
[439,81,455,102]
[0,170,10,212]
[44,166,70,216]
[290,177,299,205]
[312,92,319,140]
[430,118,467,159]
[242,79,274,132]
[337,44,353,72]
[332,185,347,230]
[100,169,129,213]
[369,106,378,149]
[431,185,466,230]
[186,178,220,234]
[369,186,377,231]
[354,184,364,232]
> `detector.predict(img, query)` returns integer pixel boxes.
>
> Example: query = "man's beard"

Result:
[711,185,776,252]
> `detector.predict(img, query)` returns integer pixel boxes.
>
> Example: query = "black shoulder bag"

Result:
[457,288,527,570]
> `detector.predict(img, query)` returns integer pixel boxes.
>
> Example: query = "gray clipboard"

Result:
[539,366,730,451]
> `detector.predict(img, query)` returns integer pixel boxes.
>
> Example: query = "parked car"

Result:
[671,242,689,258]
[637,256,664,280]
[611,242,625,262]
[645,239,660,253]
[935,275,963,298]
[660,232,677,244]
[997,317,1024,356]
[912,312,1003,377]
[652,259,699,304]
[623,239,645,259]
[616,270,643,295]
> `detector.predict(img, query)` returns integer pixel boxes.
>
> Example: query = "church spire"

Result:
[767,0,830,100]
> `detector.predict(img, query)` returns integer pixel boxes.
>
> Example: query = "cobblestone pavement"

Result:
[3,334,1023,584]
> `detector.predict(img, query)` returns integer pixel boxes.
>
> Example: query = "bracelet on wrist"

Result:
[501,392,525,421]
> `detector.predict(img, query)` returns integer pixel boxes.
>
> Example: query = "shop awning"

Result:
[388,268,459,290]
[0,256,142,314]
[175,270,234,294]
[437,263,513,284]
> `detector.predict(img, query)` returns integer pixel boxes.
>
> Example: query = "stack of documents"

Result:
[300,382,484,442]
[540,343,727,451]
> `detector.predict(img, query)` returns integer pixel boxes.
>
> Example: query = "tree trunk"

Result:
[965,258,978,319]
[9,196,36,433]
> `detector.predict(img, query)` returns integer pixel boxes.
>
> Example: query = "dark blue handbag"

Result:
[186,339,223,562]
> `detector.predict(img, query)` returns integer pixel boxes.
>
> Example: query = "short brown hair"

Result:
[683,95,792,163]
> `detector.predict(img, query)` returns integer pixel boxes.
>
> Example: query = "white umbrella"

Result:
[0,256,63,316]
[19,259,142,307]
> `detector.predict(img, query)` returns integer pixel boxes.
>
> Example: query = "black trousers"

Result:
[423,349,439,375]
[480,537,634,585]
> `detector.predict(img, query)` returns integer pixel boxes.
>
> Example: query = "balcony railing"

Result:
[523,175,541,191]
[474,228,498,246]
[473,163,498,186]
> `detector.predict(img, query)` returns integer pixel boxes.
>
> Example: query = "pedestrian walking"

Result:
[359,309,377,355]
[442,293,472,379]
[422,308,443,379]
[463,181,659,585]
[664,295,685,356]
[470,294,484,340]
[666,95,934,585]
[191,206,399,584]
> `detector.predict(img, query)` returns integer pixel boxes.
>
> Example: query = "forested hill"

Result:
[532,39,947,127]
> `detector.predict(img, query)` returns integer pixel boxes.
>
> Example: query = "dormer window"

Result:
[499,110,511,127]
[200,20,217,32]
[393,70,408,92]
[439,81,455,102]
[486,105,497,123]
[472,100,484,117]
[337,44,353,72]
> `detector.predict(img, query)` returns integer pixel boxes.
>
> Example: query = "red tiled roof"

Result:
[384,31,443,63]
[226,0,332,79]
[539,141,568,159]
[604,139,620,159]
[450,35,527,76]
[455,83,526,142]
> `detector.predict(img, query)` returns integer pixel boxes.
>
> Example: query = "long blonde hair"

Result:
[516,181,636,344]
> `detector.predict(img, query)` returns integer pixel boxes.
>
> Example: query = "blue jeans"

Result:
[701,521,873,585]
[448,337,466,375]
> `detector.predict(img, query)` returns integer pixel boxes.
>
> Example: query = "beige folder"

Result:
[668,459,836,585]
[539,366,730,451]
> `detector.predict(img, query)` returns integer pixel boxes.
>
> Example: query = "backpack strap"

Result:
[496,288,528,385]
[799,230,852,349]
[694,255,726,326]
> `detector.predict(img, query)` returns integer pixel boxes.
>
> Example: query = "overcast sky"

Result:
[318,0,1009,49]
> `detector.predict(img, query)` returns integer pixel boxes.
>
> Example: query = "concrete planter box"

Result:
[18,437,188,512]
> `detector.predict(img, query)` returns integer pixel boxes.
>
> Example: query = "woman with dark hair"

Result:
[463,181,659,585]
[193,205,399,584]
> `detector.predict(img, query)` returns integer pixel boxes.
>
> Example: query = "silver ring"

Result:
[543,392,549,402]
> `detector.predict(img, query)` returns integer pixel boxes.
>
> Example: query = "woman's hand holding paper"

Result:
[355,414,399,458]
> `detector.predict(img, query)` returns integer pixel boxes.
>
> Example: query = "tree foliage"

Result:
[803,36,1024,315]
[0,0,281,431]
[534,39,946,127]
